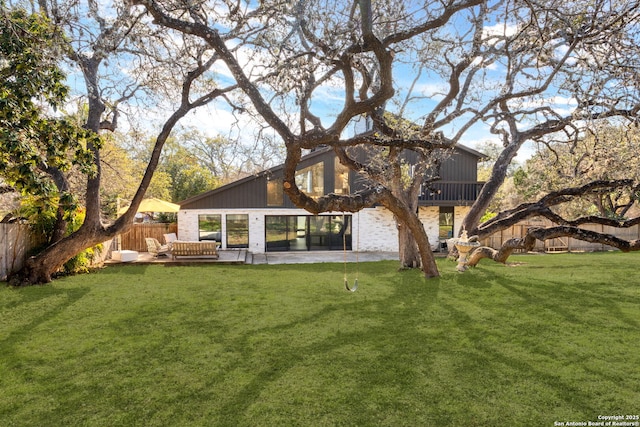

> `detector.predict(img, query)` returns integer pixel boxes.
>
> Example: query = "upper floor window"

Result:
[295,163,324,198]
[267,177,284,206]
[334,158,350,194]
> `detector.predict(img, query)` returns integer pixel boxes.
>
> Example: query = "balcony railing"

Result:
[419,181,485,204]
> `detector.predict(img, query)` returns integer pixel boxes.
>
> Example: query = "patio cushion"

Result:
[171,241,219,259]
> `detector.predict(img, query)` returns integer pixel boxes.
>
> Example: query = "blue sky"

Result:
[181,1,581,165]
[62,0,590,167]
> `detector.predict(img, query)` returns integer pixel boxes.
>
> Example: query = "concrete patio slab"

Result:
[106,250,401,266]
[253,251,399,265]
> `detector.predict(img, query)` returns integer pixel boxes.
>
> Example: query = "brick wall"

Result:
[420,207,440,248]
[178,206,464,253]
[355,207,398,251]
[454,206,470,237]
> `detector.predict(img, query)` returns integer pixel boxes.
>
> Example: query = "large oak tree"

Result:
[6,0,239,284]
[6,0,640,283]
[135,0,640,277]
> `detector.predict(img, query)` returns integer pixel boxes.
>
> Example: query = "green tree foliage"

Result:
[0,5,99,220]
[99,133,141,218]
[109,130,220,207]
[161,136,220,202]
[514,125,640,219]
[163,156,219,203]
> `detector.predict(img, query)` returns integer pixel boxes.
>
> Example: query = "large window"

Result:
[199,214,221,241]
[265,215,351,252]
[226,214,249,248]
[265,216,298,251]
[295,163,324,198]
[334,158,350,194]
[267,177,283,206]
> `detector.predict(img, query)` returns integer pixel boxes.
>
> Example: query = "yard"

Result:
[1,252,639,426]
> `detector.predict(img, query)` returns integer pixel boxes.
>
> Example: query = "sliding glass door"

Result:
[265,215,351,252]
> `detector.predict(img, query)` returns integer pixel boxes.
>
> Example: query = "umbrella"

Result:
[118,198,180,215]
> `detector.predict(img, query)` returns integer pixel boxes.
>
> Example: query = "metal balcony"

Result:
[419,181,485,205]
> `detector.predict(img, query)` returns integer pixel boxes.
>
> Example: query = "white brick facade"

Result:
[420,206,440,249]
[178,205,470,253]
[454,206,470,237]
[354,207,397,251]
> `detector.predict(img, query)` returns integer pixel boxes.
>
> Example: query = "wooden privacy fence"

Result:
[479,218,640,252]
[0,222,175,281]
[0,223,45,281]
[117,223,178,252]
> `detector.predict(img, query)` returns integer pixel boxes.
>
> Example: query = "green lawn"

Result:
[1,253,639,426]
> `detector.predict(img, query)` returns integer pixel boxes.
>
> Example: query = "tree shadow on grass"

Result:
[75,261,636,425]
[96,264,151,275]
[499,276,639,330]
[0,285,91,360]
[448,272,640,418]
[440,298,597,407]
[204,269,442,425]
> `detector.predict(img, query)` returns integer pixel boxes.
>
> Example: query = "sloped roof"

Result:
[178,147,330,207]
[178,143,485,207]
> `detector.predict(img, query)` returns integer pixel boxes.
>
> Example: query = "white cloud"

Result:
[482,22,519,43]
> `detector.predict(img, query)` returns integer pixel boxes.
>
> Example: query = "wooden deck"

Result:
[106,250,249,265]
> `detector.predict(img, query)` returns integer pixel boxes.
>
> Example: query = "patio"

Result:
[106,250,401,266]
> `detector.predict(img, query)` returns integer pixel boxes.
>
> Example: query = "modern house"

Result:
[177,145,485,253]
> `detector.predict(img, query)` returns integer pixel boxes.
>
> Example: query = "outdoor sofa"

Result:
[171,241,219,260]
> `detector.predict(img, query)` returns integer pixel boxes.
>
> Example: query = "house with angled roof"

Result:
[177,145,485,253]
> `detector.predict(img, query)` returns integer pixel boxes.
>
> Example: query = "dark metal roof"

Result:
[178,147,332,207]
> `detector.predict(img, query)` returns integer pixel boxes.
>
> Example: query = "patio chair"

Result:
[145,237,170,257]
[163,232,177,248]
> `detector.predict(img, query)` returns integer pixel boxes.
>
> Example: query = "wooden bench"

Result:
[171,241,219,259]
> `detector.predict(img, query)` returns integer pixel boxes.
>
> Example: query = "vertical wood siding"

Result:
[118,223,178,252]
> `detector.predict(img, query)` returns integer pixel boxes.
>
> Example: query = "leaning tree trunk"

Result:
[9,68,110,285]
[466,224,640,269]
[9,225,109,285]
[45,166,72,245]
[462,136,524,235]
[8,48,216,285]
[466,236,536,267]
[385,147,432,272]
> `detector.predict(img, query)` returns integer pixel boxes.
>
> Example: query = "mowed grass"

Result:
[1,252,639,426]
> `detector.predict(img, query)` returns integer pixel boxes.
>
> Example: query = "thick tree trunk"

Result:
[466,236,535,267]
[397,222,422,269]
[9,226,110,285]
[44,166,72,245]
[50,209,68,245]
[406,213,439,278]
[381,195,439,278]
[466,225,640,268]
